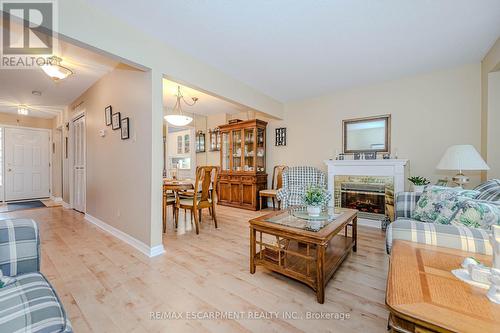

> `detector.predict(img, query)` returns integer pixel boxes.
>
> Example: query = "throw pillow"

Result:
[474,179,500,202]
[450,200,500,230]
[412,186,481,224]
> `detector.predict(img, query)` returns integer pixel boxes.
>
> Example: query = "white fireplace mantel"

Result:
[324,159,409,227]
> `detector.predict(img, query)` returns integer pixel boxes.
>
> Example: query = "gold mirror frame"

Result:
[342,114,391,154]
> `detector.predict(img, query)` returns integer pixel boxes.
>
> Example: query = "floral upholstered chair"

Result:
[276,166,327,209]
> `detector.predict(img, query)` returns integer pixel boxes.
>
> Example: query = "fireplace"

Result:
[332,175,395,221]
[341,182,386,219]
[325,159,408,227]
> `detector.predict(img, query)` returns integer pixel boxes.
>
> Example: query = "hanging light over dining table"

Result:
[164,86,198,126]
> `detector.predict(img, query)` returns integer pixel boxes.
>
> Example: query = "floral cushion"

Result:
[450,200,500,230]
[412,186,480,224]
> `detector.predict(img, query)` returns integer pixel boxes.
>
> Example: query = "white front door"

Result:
[4,128,50,201]
[72,115,86,213]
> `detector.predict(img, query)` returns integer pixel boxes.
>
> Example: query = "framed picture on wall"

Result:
[112,112,121,130]
[121,117,130,139]
[105,105,112,126]
[275,127,287,146]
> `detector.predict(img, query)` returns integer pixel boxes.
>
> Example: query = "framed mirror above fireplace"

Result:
[343,114,391,154]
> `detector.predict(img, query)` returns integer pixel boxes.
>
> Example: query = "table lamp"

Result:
[436,145,489,187]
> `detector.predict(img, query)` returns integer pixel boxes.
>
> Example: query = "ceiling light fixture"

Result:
[18,105,29,115]
[41,56,73,81]
[164,86,198,127]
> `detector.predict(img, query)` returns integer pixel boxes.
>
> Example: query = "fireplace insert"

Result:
[340,182,386,219]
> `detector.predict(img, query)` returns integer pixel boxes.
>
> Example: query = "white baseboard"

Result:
[84,213,165,258]
[62,201,71,209]
[357,217,381,229]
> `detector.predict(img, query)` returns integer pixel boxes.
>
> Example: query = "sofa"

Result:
[0,219,72,333]
[386,179,500,255]
[276,166,326,209]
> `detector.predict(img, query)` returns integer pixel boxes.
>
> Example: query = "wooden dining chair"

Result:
[174,166,218,234]
[259,165,287,210]
[162,188,176,233]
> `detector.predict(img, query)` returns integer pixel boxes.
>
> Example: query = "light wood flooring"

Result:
[0,205,390,333]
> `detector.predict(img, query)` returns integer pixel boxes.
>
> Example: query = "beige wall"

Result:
[0,112,54,129]
[267,63,482,187]
[488,71,500,179]
[67,65,153,246]
[51,127,63,198]
[481,37,500,180]
[194,113,228,167]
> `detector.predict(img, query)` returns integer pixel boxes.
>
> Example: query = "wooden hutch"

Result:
[218,119,268,210]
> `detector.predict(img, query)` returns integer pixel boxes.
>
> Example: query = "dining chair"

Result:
[162,188,176,233]
[259,165,287,210]
[174,166,219,234]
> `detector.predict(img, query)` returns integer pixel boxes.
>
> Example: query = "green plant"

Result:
[408,176,430,186]
[302,186,331,206]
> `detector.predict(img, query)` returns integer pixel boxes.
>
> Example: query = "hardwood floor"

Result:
[0,205,389,333]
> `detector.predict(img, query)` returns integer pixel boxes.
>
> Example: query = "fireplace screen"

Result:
[340,182,386,217]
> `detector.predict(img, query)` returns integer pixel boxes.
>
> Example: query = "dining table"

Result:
[163,179,195,235]
[163,178,194,191]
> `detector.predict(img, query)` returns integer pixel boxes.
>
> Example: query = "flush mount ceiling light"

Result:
[18,105,29,115]
[164,86,198,127]
[41,56,73,81]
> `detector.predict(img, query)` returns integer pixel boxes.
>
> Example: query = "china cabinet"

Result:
[218,119,268,210]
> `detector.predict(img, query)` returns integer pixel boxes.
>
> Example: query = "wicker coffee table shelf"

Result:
[249,208,357,303]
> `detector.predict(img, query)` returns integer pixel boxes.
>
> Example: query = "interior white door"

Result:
[72,115,86,213]
[4,128,50,201]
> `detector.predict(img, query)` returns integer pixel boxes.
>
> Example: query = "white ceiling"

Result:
[0,26,118,118]
[163,79,246,116]
[87,0,500,102]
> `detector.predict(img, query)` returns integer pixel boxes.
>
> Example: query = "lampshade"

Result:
[436,145,489,172]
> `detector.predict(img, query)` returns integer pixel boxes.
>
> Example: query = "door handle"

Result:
[7,168,12,172]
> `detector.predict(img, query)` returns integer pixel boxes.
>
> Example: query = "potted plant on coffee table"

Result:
[408,176,430,193]
[302,186,331,217]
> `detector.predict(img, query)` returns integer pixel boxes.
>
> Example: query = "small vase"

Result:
[307,206,321,217]
[413,185,426,193]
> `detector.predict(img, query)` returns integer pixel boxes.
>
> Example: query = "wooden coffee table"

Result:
[249,208,357,303]
[386,240,500,333]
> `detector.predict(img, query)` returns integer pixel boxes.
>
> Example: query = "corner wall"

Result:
[481,37,500,180]
[67,64,153,247]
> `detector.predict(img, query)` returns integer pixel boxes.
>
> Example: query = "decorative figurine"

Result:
[487,269,500,304]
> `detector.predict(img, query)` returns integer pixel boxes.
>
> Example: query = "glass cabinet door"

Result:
[232,130,242,171]
[256,127,265,172]
[243,128,255,172]
[222,132,230,171]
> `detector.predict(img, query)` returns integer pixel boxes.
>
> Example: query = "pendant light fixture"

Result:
[41,56,73,81]
[17,105,29,115]
[164,86,198,127]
